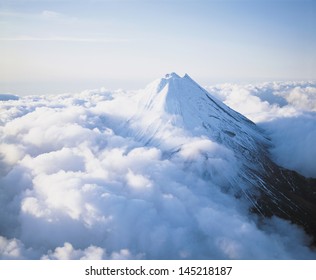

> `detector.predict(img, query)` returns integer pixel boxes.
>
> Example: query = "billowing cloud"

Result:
[261,113,316,178]
[206,81,316,178]
[0,84,315,260]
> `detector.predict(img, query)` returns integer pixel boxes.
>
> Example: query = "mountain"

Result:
[125,73,316,244]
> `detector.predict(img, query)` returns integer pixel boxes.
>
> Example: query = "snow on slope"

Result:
[0,75,315,259]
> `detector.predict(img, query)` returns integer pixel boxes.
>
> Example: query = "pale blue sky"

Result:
[1,0,316,95]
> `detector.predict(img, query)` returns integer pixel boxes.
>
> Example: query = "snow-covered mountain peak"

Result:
[143,72,208,109]
[144,72,198,95]
[146,72,182,94]
[139,73,255,129]
[130,73,265,158]
[164,72,180,79]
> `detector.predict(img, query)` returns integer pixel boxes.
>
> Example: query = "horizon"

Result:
[1,0,316,95]
[2,72,316,97]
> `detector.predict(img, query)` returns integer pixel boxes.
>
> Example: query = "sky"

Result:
[1,0,316,95]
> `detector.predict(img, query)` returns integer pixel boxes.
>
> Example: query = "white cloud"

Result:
[41,10,63,19]
[0,236,26,260]
[261,113,316,178]
[42,242,105,260]
[206,83,299,123]
[283,86,316,111]
[126,169,153,189]
[0,85,315,260]
[41,243,142,260]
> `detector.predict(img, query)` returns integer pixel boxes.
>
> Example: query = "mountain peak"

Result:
[138,73,257,137]
[147,72,197,95]
[163,72,193,81]
[164,72,180,79]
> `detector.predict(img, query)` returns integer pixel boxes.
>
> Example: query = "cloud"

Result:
[0,236,27,260]
[206,83,299,123]
[261,113,316,178]
[206,81,316,178]
[41,10,63,19]
[41,243,143,260]
[0,86,315,259]
[282,86,316,111]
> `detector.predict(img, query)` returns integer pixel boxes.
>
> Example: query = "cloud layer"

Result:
[1,84,315,259]
[207,81,316,178]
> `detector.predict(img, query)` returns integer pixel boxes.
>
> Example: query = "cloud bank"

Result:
[0,85,315,260]
[207,81,316,178]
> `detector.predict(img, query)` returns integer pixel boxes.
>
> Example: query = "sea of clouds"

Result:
[0,81,315,259]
